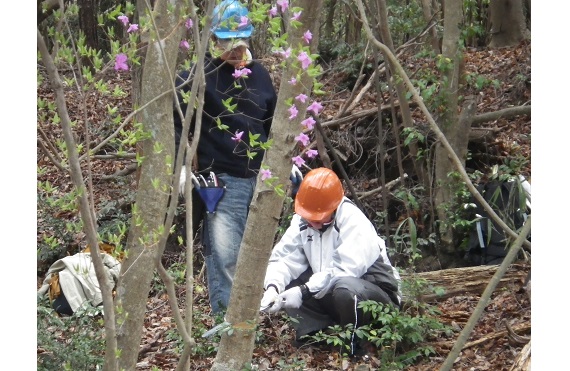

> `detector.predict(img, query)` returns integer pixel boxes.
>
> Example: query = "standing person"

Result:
[260,167,402,354]
[174,0,277,314]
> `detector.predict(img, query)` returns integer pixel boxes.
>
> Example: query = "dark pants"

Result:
[285,269,398,341]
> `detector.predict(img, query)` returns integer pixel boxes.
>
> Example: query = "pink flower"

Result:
[260,168,272,181]
[297,51,312,70]
[232,68,252,79]
[239,16,249,28]
[295,133,310,146]
[180,40,190,50]
[288,77,297,85]
[301,117,316,130]
[185,18,193,29]
[292,156,305,167]
[306,149,318,158]
[232,130,244,142]
[114,53,129,71]
[277,0,289,12]
[295,94,308,103]
[288,105,298,119]
[127,24,139,33]
[291,11,302,21]
[269,6,278,17]
[276,47,291,59]
[118,15,129,26]
[303,30,313,44]
[307,101,323,116]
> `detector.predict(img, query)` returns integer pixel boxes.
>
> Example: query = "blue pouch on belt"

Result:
[191,172,225,213]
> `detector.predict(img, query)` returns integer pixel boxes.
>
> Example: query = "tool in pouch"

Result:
[191,171,226,213]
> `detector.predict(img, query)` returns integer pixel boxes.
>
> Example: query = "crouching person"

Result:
[260,167,402,354]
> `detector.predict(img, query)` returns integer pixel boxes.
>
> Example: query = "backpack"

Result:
[465,176,531,265]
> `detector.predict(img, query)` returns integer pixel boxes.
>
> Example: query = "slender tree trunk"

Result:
[114,1,185,369]
[372,0,429,190]
[210,0,323,369]
[420,0,441,53]
[433,0,465,256]
[78,0,98,69]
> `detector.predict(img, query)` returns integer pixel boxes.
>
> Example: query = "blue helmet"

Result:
[211,0,253,39]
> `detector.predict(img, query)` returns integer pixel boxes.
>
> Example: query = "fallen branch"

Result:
[472,105,531,126]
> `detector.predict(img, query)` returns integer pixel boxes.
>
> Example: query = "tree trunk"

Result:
[433,0,466,256]
[78,0,98,69]
[114,1,185,369]
[345,3,361,46]
[420,0,441,54]
[403,263,529,302]
[324,0,336,38]
[488,0,528,48]
[210,1,323,369]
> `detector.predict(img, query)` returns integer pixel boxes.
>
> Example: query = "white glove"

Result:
[260,286,279,312]
[278,286,303,309]
[179,166,187,197]
[306,271,332,293]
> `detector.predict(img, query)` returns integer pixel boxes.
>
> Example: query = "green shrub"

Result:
[37,297,105,370]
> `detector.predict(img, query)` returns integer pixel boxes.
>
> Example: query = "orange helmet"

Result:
[294,168,344,222]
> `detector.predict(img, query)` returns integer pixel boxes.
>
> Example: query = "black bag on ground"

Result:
[465,177,530,265]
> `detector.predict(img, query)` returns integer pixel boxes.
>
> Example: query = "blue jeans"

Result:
[202,173,256,313]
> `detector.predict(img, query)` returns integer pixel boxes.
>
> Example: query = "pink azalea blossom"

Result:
[288,105,298,119]
[297,51,312,70]
[288,77,297,85]
[276,47,291,59]
[292,156,305,167]
[260,168,272,181]
[306,149,318,158]
[118,15,129,26]
[239,16,249,28]
[291,11,302,21]
[307,101,323,116]
[277,0,289,12]
[127,24,139,33]
[185,18,193,29]
[232,130,244,142]
[301,117,316,130]
[180,40,190,50]
[295,93,308,103]
[232,67,252,79]
[303,30,313,44]
[114,53,129,71]
[295,133,310,146]
[269,6,278,17]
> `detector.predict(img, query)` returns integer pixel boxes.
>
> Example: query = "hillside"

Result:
[37,38,531,370]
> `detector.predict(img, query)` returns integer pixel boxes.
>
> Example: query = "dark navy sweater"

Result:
[174,55,277,178]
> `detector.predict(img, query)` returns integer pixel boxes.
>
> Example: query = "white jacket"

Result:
[264,197,401,302]
[38,252,121,313]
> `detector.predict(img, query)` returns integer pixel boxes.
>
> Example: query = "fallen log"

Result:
[401,263,530,302]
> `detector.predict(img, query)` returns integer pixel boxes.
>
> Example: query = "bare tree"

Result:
[210,0,324,369]
[114,0,186,368]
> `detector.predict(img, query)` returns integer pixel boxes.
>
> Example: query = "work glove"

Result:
[290,165,303,198]
[278,286,303,309]
[179,166,187,197]
[306,271,332,293]
[260,286,279,312]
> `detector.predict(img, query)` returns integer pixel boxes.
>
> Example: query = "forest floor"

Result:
[37,38,531,370]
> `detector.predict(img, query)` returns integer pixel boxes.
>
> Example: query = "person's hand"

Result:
[306,271,331,293]
[278,286,303,309]
[260,286,279,312]
[179,166,187,197]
